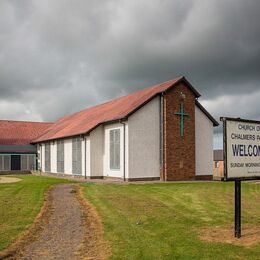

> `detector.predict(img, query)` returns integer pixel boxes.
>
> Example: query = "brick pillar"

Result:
[163,82,196,181]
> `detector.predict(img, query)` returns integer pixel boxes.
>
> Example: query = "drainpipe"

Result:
[119,120,126,181]
[84,136,87,179]
[160,93,165,181]
[36,148,38,171]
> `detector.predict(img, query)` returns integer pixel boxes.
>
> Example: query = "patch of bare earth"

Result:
[0,177,21,183]
[16,184,86,259]
[198,225,260,247]
[76,186,111,260]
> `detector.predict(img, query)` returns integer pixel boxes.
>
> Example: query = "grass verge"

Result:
[82,181,260,260]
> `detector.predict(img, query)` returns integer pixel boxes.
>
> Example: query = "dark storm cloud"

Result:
[0,0,260,147]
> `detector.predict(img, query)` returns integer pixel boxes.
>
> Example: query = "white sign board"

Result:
[223,118,260,180]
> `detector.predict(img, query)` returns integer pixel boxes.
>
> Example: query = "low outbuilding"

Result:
[0,120,52,172]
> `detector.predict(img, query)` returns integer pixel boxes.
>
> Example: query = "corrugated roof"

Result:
[33,76,213,143]
[0,120,53,145]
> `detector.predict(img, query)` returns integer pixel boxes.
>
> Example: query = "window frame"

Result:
[72,137,82,175]
[21,154,36,170]
[57,140,65,173]
[45,143,51,172]
[109,128,121,170]
[3,155,11,171]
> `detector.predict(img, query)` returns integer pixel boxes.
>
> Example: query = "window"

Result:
[3,155,11,171]
[28,155,35,170]
[57,140,64,173]
[45,143,51,172]
[215,161,219,168]
[110,129,120,170]
[72,138,82,175]
[0,155,11,171]
[0,156,2,171]
[21,155,27,170]
[21,155,36,170]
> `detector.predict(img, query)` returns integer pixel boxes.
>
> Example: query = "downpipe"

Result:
[119,120,126,181]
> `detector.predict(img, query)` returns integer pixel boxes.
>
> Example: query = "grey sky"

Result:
[0,0,260,148]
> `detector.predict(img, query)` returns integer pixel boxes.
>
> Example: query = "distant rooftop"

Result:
[0,120,53,145]
[214,149,223,161]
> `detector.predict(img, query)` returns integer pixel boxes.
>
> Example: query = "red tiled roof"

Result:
[33,76,200,142]
[0,120,53,145]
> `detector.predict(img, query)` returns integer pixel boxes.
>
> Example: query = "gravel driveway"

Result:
[17,184,86,260]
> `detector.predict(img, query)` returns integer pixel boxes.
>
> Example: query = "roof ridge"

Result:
[34,76,205,142]
[0,119,53,124]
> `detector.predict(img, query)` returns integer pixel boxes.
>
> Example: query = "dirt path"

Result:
[17,184,86,260]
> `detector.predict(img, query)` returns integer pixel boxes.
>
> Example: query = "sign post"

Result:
[234,180,241,238]
[221,117,260,238]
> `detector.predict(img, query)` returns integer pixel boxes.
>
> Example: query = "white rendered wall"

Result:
[103,122,128,178]
[89,126,104,177]
[195,106,214,176]
[128,96,160,179]
[64,139,72,174]
[50,142,57,173]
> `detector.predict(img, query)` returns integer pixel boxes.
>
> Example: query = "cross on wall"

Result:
[174,102,189,138]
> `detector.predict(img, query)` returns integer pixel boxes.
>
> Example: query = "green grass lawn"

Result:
[83,182,260,260]
[0,175,70,251]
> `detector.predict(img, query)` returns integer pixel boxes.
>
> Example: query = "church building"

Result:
[32,76,218,181]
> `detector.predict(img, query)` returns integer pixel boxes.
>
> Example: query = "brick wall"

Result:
[163,82,196,181]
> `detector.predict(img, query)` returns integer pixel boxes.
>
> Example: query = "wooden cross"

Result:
[174,102,189,137]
